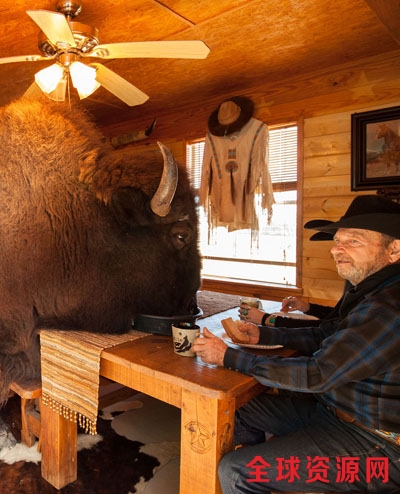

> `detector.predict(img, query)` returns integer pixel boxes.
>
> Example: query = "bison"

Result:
[0,96,201,402]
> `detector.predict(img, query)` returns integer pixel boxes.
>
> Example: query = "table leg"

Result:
[41,402,78,489]
[180,389,235,494]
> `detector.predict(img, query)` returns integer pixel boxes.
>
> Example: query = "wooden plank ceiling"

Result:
[0,0,399,133]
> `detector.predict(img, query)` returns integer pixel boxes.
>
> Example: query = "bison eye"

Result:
[174,233,187,249]
[168,222,194,251]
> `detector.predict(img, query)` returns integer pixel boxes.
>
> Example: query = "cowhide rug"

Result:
[0,392,181,494]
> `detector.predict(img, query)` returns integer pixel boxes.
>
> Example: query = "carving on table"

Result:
[185,420,212,453]
[218,422,232,455]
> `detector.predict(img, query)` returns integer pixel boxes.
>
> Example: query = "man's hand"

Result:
[192,328,228,366]
[192,322,261,366]
[281,296,310,313]
[235,321,260,344]
[238,305,264,324]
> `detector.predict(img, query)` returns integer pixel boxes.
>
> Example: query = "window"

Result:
[186,124,298,286]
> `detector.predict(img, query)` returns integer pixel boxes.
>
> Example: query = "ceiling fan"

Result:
[0,0,210,105]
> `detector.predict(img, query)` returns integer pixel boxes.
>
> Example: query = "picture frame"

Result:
[351,106,400,191]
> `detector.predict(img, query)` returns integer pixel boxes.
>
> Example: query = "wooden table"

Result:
[40,306,296,493]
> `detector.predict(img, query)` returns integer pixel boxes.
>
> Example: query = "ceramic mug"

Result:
[172,323,200,357]
[239,296,262,320]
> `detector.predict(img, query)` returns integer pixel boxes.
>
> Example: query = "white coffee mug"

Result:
[172,323,200,357]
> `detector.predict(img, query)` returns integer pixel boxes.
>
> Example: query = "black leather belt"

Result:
[326,405,400,448]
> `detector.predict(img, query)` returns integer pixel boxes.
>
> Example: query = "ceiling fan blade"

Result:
[0,54,49,64]
[91,63,149,106]
[87,40,210,60]
[27,10,76,48]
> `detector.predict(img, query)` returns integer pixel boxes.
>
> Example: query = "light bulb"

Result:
[47,77,67,102]
[69,61,100,99]
[34,64,64,94]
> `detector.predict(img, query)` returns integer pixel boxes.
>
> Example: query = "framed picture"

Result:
[351,106,400,190]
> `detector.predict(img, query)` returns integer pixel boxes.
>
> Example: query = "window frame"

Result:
[186,119,304,299]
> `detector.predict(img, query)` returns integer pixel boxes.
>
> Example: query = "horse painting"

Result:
[375,123,400,175]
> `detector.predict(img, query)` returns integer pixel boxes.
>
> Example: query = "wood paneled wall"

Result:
[105,51,400,305]
[300,107,396,305]
[302,112,357,305]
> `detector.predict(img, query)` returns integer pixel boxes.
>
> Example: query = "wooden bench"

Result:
[9,379,42,449]
[8,377,135,451]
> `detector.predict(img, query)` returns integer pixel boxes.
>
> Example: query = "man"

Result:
[192,195,400,493]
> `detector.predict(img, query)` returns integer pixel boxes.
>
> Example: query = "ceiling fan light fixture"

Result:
[69,61,100,99]
[34,63,64,93]
[46,77,68,102]
[6,2,210,107]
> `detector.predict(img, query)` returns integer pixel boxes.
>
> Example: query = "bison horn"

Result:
[150,142,178,217]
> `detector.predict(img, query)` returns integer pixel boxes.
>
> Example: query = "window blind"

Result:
[186,124,297,189]
[186,140,204,190]
[268,125,298,184]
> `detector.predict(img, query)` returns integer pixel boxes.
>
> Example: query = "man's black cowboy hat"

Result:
[304,195,400,241]
[208,96,254,136]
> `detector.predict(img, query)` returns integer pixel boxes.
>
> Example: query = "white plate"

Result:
[222,333,283,350]
[272,311,318,320]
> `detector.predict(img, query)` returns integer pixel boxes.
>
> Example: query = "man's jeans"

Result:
[218,392,400,493]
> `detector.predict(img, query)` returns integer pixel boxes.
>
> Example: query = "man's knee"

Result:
[218,450,237,492]
[218,450,232,477]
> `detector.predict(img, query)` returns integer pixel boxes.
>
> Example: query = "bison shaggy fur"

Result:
[0,97,201,401]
